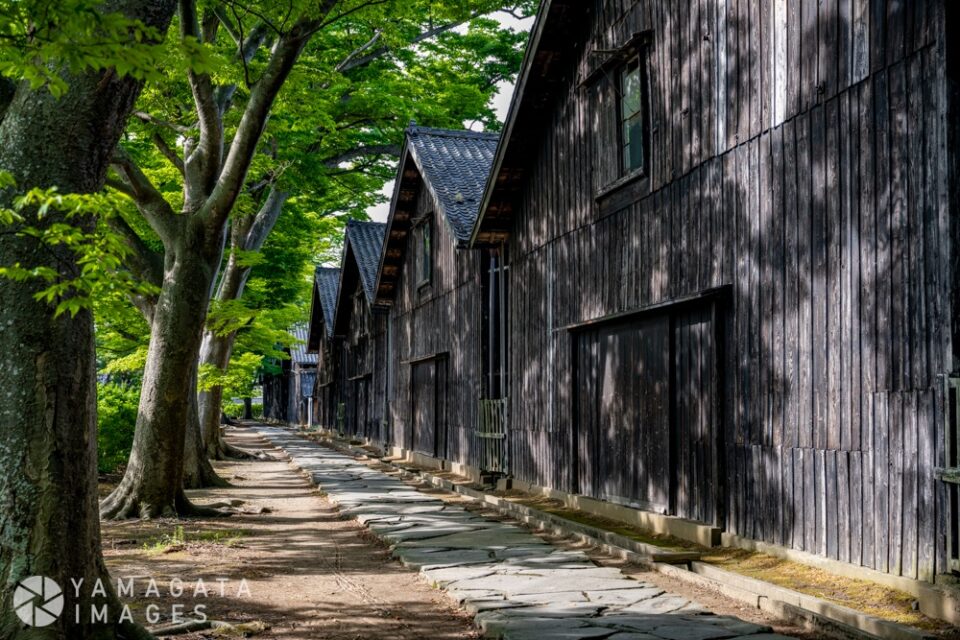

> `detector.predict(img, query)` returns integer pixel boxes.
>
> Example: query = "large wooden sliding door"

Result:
[411,357,448,458]
[353,376,368,438]
[576,315,671,512]
[574,302,722,525]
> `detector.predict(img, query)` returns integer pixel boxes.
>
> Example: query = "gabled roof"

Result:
[471,0,589,246]
[373,125,498,305]
[307,266,340,351]
[407,125,499,242]
[314,267,340,333]
[333,220,386,334]
[289,324,318,366]
[345,220,386,303]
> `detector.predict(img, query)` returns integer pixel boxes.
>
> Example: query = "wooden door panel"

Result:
[412,361,436,456]
[576,315,670,512]
[673,306,719,525]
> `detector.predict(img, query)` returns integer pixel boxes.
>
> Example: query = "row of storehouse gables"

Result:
[264,0,960,592]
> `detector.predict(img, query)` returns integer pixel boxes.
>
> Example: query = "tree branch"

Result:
[321,143,401,167]
[133,110,192,135]
[212,186,286,309]
[151,132,185,174]
[214,23,270,112]
[334,29,382,72]
[110,151,178,242]
[105,213,164,290]
[244,186,288,252]
[201,17,320,230]
[338,16,478,74]
[181,0,224,208]
[212,5,241,45]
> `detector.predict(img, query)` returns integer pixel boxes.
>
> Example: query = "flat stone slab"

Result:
[255,427,794,640]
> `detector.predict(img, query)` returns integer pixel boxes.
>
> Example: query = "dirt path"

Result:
[100,430,477,639]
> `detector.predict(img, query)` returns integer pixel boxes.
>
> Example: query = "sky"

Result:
[366,11,533,222]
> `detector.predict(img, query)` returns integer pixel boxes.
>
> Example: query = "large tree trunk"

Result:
[182,361,230,488]
[102,17,308,520]
[196,188,287,460]
[100,233,226,519]
[197,329,253,460]
[0,1,175,636]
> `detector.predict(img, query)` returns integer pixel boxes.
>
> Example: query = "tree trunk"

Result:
[243,397,254,420]
[196,189,286,459]
[198,329,235,458]
[100,235,226,519]
[182,361,230,488]
[0,0,175,636]
[197,329,255,460]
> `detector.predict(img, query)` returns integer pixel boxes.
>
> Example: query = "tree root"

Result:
[182,456,231,490]
[209,439,259,461]
[100,487,232,520]
[152,619,267,637]
[175,491,233,518]
[118,618,159,640]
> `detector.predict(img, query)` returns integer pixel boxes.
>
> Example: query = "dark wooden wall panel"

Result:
[386,183,483,470]
[499,0,950,583]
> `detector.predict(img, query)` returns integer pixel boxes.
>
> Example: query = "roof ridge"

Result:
[408,124,500,141]
[346,219,387,228]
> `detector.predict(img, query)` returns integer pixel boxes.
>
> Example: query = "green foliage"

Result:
[0,0,183,96]
[96,382,139,473]
[223,402,262,419]
[0,0,213,94]
[198,351,263,399]
[95,0,536,391]
[0,186,159,317]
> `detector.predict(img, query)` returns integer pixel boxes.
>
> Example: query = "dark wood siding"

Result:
[342,278,387,440]
[574,315,671,512]
[387,183,483,467]
[314,333,342,430]
[496,0,950,583]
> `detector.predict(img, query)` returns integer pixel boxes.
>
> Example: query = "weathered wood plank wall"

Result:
[503,0,950,582]
[342,279,388,439]
[388,185,483,468]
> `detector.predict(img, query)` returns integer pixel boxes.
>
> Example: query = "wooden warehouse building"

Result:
[332,220,388,441]
[372,125,501,470]
[468,0,960,587]
[261,324,317,426]
[306,266,342,431]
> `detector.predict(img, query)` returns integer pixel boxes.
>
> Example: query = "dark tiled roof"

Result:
[407,126,499,243]
[345,220,386,303]
[289,324,318,365]
[314,267,340,338]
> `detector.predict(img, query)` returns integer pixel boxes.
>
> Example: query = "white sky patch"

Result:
[367,11,533,223]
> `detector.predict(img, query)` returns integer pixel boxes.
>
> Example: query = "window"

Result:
[619,54,646,175]
[417,216,432,287]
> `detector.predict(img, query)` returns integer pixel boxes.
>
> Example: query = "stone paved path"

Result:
[256,426,795,640]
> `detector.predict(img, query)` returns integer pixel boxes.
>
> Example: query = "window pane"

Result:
[623,113,644,172]
[419,223,431,284]
[621,65,642,117]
